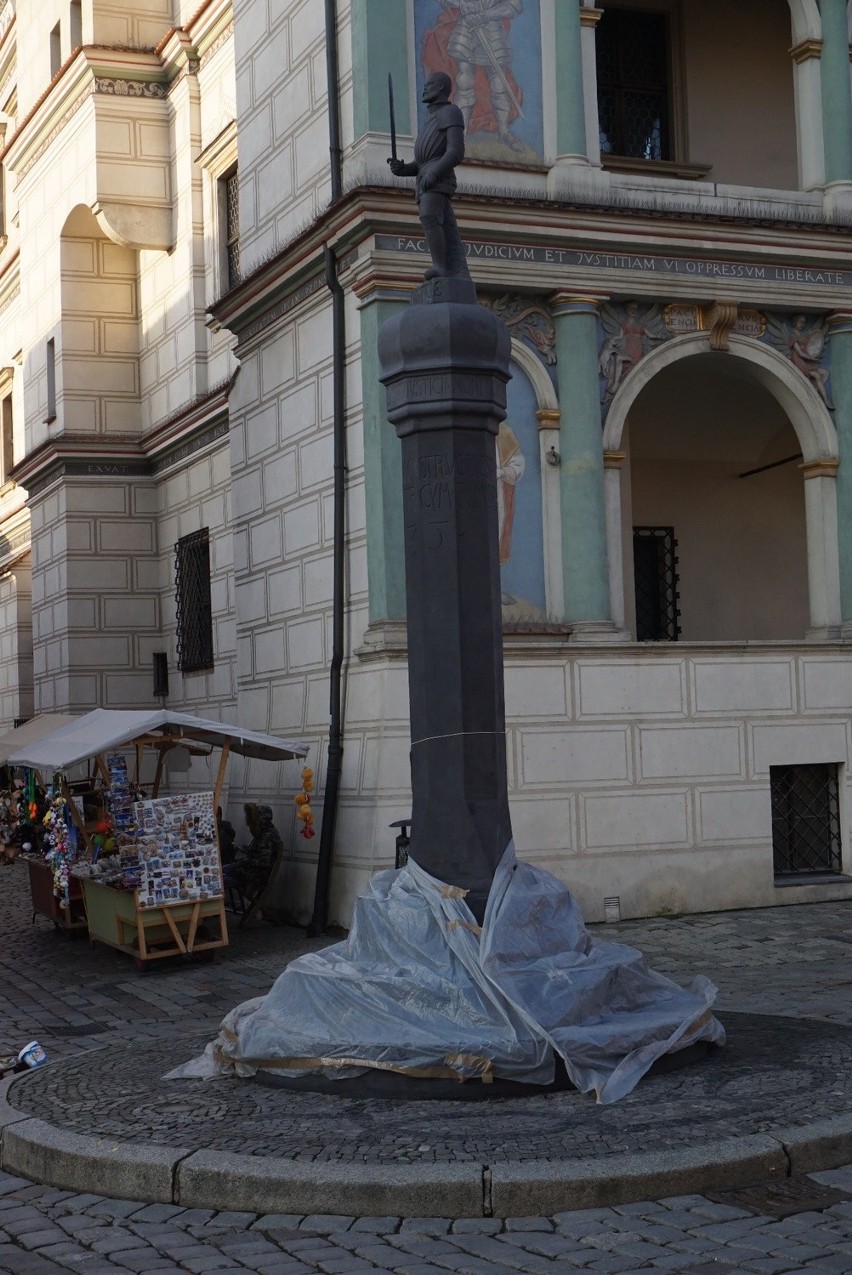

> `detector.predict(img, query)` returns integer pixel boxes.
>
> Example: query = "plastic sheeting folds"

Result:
[168,844,725,1103]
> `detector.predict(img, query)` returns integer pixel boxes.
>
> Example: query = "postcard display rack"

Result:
[80,789,229,965]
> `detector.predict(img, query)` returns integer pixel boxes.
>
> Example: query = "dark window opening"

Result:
[45,338,56,424]
[597,8,671,161]
[771,763,843,878]
[224,168,240,289]
[175,529,214,673]
[50,22,62,78]
[1,393,12,483]
[633,526,680,641]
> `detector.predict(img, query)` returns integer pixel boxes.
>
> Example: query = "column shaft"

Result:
[828,318,852,626]
[820,0,852,184]
[552,297,613,628]
[555,0,588,160]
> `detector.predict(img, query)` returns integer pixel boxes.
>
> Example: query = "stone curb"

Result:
[0,1117,189,1205]
[488,1135,788,1216]
[3,1108,852,1216]
[176,1151,485,1217]
[0,1074,29,1139]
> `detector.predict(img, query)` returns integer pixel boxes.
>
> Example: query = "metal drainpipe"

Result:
[308,0,345,935]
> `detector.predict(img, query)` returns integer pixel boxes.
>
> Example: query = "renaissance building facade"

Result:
[2,0,852,925]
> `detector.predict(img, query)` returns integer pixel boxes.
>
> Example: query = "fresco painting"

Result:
[414,0,544,166]
[498,360,546,621]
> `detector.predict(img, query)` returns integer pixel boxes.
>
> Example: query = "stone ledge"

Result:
[176,1150,484,1217]
[488,1135,789,1216]
[0,1117,188,1204]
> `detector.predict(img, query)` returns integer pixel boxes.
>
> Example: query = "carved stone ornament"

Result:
[479,293,556,364]
[599,300,669,403]
[94,78,168,99]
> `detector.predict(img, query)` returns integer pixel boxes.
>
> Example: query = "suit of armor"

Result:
[447,0,523,147]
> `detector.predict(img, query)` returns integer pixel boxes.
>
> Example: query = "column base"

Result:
[823,180,852,217]
[547,158,607,201]
[357,621,408,660]
[840,621,852,643]
[805,623,844,643]
[568,620,631,645]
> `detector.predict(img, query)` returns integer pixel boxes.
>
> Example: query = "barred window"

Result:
[597,7,671,161]
[223,168,240,289]
[175,529,214,673]
[771,764,843,879]
[633,526,681,642]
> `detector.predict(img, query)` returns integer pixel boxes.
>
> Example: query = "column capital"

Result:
[549,291,608,319]
[800,459,840,479]
[536,408,562,428]
[580,6,604,28]
[827,309,852,334]
[353,271,416,308]
[789,38,822,63]
[603,450,627,470]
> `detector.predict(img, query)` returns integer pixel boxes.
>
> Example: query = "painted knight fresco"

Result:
[417,0,544,165]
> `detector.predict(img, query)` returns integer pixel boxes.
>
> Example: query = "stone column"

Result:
[820,0,852,210]
[790,38,826,192]
[555,0,589,163]
[551,292,622,641]
[378,278,512,920]
[828,311,852,637]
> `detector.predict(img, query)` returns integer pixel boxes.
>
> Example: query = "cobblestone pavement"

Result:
[5,865,852,1270]
[4,1166,852,1273]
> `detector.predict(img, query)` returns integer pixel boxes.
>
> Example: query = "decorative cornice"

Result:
[13,87,89,179]
[789,38,822,63]
[799,459,840,479]
[199,18,233,67]
[14,381,234,495]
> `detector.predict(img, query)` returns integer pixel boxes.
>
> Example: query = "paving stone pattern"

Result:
[10,1010,852,1163]
[5,866,852,1269]
[4,1168,852,1273]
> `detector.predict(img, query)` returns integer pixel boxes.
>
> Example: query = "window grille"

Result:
[596,8,671,161]
[771,763,843,878]
[175,529,214,673]
[225,169,240,289]
[633,526,680,641]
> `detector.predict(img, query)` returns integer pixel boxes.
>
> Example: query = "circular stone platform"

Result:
[8,1012,852,1164]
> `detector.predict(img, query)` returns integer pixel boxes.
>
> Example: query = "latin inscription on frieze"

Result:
[376,235,852,288]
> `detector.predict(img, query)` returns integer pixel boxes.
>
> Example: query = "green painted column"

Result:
[551,295,613,630]
[821,0,852,184]
[555,0,588,159]
[351,0,411,142]
[828,313,852,625]
[360,294,407,624]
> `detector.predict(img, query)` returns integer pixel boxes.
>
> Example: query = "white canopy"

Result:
[0,714,80,766]
[4,708,308,771]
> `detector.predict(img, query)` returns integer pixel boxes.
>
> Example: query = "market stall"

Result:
[6,709,308,965]
[0,714,83,930]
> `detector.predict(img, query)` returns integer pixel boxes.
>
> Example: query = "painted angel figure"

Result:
[766,313,834,410]
[599,301,668,402]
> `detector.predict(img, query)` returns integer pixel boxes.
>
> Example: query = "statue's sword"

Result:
[387,72,397,165]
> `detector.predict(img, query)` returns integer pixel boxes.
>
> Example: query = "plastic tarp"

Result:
[169,844,725,1103]
[3,708,308,771]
